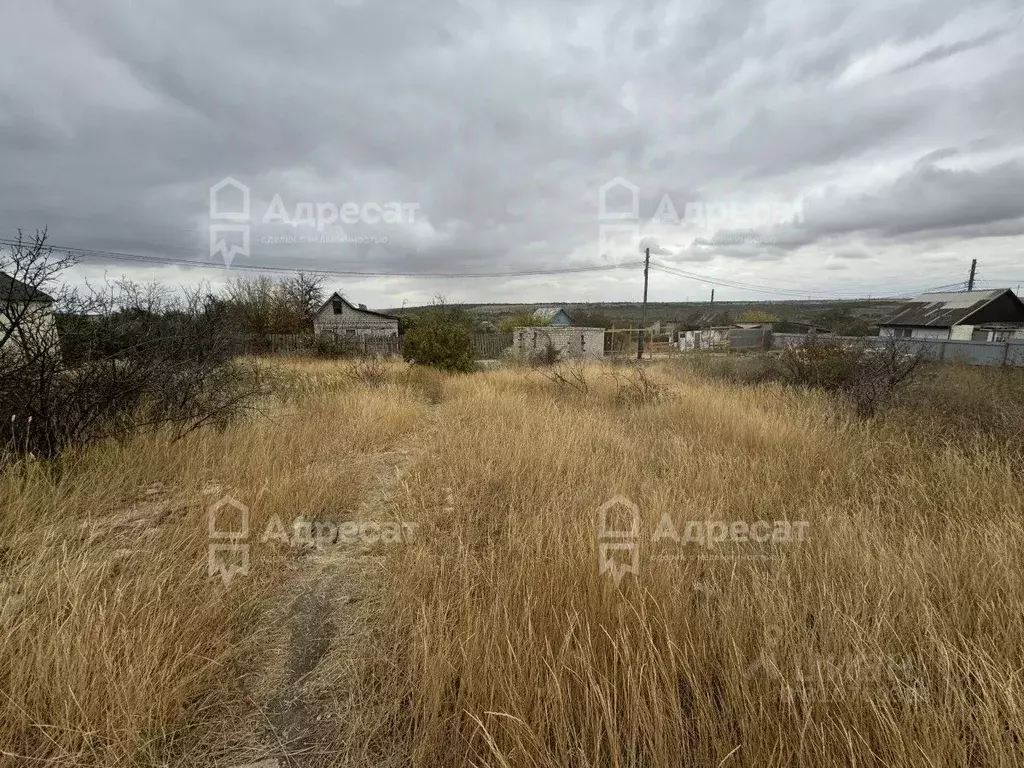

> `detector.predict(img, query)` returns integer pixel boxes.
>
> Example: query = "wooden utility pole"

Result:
[637,247,650,360]
[967,259,977,291]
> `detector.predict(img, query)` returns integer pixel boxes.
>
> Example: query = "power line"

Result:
[0,238,644,279]
[649,260,966,300]
[648,261,896,298]
[2,235,987,300]
[649,261,865,298]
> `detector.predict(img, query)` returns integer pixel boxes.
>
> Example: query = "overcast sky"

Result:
[1,0,1022,308]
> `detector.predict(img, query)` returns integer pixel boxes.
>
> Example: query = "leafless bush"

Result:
[612,364,663,407]
[529,338,562,367]
[1,230,268,462]
[217,272,326,337]
[343,356,390,388]
[780,337,925,418]
[538,360,589,395]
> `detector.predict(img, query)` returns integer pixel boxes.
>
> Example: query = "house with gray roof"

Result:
[313,293,399,338]
[532,307,572,326]
[1,271,57,356]
[1,272,54,306]
[878,289,1024,341]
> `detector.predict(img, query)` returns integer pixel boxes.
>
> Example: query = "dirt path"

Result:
[257,449,412,768]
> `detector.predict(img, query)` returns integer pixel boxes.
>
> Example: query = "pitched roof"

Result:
[532,307,569,320]
[879,289,1019,328]
[318,292,399,320]
[0,272,54,304]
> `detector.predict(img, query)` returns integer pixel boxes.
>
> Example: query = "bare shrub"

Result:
[612,364,663,406]
[529,338,562,367]
[780,338,924,418]
[217,272,326,338]
[343,356,389,388]
[537,359,589,395]
[1,231,268,462]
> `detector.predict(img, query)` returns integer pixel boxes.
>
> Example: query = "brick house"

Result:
[312,293,399,339]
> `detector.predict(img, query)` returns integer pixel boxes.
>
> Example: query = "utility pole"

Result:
[636,247,650,360]
[967,259,977,291]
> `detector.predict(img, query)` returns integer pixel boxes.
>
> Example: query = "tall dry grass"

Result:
[0,359,430,766]
[4,357,1023,766]
[343,361,1024,767]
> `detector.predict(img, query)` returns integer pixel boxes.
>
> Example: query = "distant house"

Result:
[679,326,732,350]
[878,289,1024,341]
[532,307,572,326]
[1,272,56,355]
[312,293,399,338]
[679,323,775,351]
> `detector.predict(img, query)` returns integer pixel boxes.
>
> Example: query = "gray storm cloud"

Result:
[0,0,1021,303]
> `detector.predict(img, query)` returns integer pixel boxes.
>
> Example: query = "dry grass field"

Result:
[2,358,1023,766]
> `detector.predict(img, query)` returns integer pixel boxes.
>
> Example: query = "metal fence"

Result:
[473,332,513,359]
[771,333,1024,367]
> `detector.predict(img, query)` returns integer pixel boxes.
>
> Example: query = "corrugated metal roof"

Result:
[880,289,1009,328]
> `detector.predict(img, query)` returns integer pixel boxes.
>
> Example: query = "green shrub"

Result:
[402,301,476,373]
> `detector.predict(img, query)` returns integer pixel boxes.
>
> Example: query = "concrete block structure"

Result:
[511,326,605,359]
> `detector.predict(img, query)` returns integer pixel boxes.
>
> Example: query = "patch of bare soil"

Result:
[253,450,412,768]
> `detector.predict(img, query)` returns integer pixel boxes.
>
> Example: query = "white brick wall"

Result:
[511,327,604,358]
